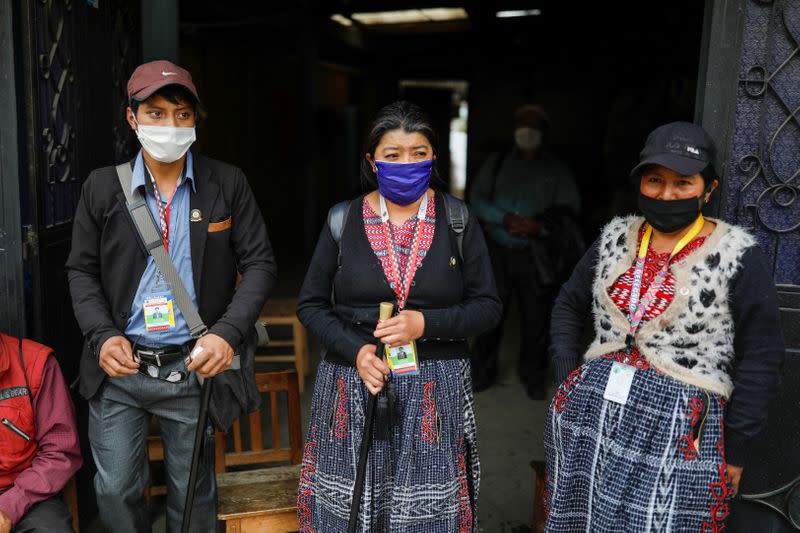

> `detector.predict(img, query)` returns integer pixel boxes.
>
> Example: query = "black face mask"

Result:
[637,192,705,233]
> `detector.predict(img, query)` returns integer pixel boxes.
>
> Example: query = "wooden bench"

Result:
[145,420,167,498]
[215,370,303,532]
[146,370,303,531]
[257,298,310,393]
[216,465,301,533]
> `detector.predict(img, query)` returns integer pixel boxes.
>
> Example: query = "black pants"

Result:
[472,241,555,389]
[12,496,73,533]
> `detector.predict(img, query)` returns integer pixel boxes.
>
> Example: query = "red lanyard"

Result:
[379,194,430,310]
[147,167,179,253]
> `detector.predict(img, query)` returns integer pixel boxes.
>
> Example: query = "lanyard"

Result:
[626,215,705,346]
[146,166,180,254]
[378,193,430,310]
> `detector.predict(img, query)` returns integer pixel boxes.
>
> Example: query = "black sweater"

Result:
[297,193,502,365]
[549,239,785,466]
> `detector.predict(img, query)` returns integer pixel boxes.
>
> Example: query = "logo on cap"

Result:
[162,71,177,76]
[686,146,700,155]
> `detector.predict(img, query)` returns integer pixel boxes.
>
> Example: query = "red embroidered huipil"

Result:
[603,228,707,367]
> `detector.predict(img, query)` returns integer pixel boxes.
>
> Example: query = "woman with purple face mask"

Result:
[296,101,501,532]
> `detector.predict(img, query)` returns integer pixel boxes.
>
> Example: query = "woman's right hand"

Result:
[356,343,390,395]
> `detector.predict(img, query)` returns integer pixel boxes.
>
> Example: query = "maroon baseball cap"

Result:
[127,60,200,103]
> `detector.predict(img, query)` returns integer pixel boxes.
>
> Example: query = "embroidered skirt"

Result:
[544,352,733,532]
[298,358,479,532]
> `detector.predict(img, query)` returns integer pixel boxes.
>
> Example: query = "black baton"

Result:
[347,302,394,533]
[181,376,212,533]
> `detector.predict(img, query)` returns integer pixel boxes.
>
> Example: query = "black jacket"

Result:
[297,192,502,365]
[66,153,277,405]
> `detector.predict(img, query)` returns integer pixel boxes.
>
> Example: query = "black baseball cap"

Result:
[631,122,716,177]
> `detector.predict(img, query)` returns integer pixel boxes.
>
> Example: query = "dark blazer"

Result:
[66,153,277,400]
[297,192,502,365]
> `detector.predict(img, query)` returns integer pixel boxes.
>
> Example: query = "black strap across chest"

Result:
[328,192,468,266]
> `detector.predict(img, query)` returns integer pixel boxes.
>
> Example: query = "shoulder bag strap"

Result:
[115,163,208,339]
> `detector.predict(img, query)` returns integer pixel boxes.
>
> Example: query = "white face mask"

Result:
[134,118,196,163]
[514,127,542,152]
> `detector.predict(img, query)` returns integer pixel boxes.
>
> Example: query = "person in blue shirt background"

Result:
[470,104,582,399]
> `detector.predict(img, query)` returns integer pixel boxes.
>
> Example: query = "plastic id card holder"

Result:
[385,341,419,376]
[142,288,177,333]
[603,362,636,405]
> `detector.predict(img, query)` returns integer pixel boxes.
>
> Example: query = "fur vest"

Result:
[585,215,756,397]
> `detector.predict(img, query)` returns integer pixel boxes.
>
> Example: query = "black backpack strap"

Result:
[327,200,353,268]
[443,192,468,262]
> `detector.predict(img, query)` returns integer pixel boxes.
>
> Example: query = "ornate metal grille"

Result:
[726,0,800,285]
[723,4,800,528]
[110,0,140,163]
[32,0,81,228]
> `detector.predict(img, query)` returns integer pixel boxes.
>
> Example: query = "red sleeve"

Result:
[0,356,82,524]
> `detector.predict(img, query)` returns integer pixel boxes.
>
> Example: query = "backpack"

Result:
[327,193,469,267]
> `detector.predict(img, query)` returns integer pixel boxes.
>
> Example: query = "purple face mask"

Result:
[374,159,433,206]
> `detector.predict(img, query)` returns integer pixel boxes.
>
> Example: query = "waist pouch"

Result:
[207,331,260,432]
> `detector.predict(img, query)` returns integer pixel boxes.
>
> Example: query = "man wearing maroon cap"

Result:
[66,60,277,531]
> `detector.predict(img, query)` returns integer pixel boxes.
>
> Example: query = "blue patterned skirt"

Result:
[298,358,479,532]
[544,353,734,532]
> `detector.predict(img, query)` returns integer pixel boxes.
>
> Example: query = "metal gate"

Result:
[10,0,141,523]
[15,0,141,381]
[700,0,800,529]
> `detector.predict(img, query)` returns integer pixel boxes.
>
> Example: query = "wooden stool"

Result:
[257,298,309,393]
[145,417,167,498]
[63,477,79,532]
[216,465,301,532]
[531,459,546,532]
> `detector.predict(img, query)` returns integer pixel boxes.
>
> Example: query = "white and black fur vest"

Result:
[585,215,756,398]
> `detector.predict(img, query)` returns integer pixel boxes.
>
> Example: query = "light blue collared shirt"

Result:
[125,150,198,347]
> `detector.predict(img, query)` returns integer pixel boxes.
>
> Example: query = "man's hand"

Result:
[356,344,389,396]
[503,212,522,234]
[99,336,138,377]
[0,509,13,533]
[516,216,542,236]
[373,310,425,347]
[727,464,744,496]
[187,334,234,378]
[503,213,542,237]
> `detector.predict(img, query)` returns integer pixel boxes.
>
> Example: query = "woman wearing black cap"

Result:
[544,122,785,531]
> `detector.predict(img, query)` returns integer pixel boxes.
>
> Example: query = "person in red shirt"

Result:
[0,333,82,532]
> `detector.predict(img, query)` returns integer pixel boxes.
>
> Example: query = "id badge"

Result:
[385,341,419,376]
[603,362,635,405]
[142,288,176,332]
